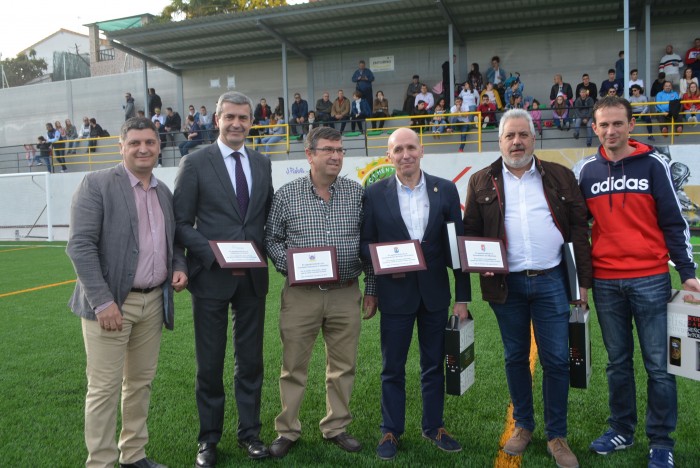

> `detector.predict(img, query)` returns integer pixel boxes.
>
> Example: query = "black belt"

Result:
[130,286,157,294]
[512,267,556,277]
[301,279,357,291]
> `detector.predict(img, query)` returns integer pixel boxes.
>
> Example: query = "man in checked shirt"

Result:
[264,126,377,459]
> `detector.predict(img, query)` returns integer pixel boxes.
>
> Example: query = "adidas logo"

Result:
[590,176,649,194]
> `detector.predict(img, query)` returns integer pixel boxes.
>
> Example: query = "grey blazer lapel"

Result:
[115,165,140,244]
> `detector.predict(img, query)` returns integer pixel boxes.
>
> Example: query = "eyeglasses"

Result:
[312,147,347,155]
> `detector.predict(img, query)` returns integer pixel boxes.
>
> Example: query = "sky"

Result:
[1,0,306,60]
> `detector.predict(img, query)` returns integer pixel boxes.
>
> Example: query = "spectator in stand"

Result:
[459,81,480,124]
[655,80,682,136]
[467,63,484,93]
[414,84,434,111]
[615,51,625,80]
[148,88,162,117]
[24,143,37,167]
[154,119,167,167]
[65,118,78,155]
[600,69,624,98]
[307,110,319,130]
[77,116,91,153]
[684,37,700,79]
[187,104,200,126]
[486,56,507,89]
[410,100,430,134]
[350,91,371,133]
[151,108,165,126]
[550,74,573,103]
[371,91,389,129]
[403,75,421,114]
[576,74,598,103]
[352,60,375,103]
[261,111,287,155]
[449,97,470,151]
[504,79,524,109]
[480,82,503,111]
[316,92,333,127]
[88,118,104,155]
[659,44,683,88]
[254,98,272,127]
[507,93,525,110]
[530,99,543,135]
[291,93,309,137]
[551,93,570,131]
[179,115,203,156]
[198,106,212,143]
[431,97,447,137]
[573,88,595,146]
[36,136,52,172]
[477,94,497,128]
[137,110,146,118]
[680,68,699,95]
[46,122,67,172]
[442,54,456,106]
[628,69,644,95]
[124,92,136,120]
[331,90,351,132]
[164,107,182,147]
[650,72,667,99]
[682,82,700,122]
[629,84,655,141]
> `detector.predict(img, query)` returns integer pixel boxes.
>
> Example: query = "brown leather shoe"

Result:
[502,427,532,456]
[547,438,579,468]
[269,436,295,459]
[327,432,362,452]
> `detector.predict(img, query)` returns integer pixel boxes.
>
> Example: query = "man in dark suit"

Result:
[173,92,274,465]
[360,127,470,461]
[66,117,188,468]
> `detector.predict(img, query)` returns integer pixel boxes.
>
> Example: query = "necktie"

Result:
[231,152,249,218]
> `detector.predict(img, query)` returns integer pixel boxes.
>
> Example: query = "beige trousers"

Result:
[275,280,362,440]
[82,288,163,468]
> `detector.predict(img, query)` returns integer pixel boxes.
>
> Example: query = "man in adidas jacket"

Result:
[579,96,700,468]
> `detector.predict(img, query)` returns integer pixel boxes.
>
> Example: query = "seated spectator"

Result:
[198,106,213,143]
[458,81,480,122]
[431,97,448,137]
[315,92,333,126]
[261,112,287,155]
[650,72,667,99]
[655,80,682,135]
[682,82,700,122]
[576,74,598,102]
[480,82,503,111]
[629,84,655,141]
[507,93,525,110]
[331,90,350,132]
[151,108,165,126]
[572,88,595,146]
[179,115,203,156]
[411,100,430,134]
[350,91,371,132]
[254,98,272,126]
[307,111,319,130]
[371,91,389,129]
[680,68,699,95]
[628,69,645,95]
[448,97,470,151]
[551,93,570,130]
[477,94,497,128]
[549,74,573,102]
[599,69,623,97]
[403,75,421,114]
[530,99,543,135]
[414,84,434,111]
[504,79,524,108]
[291,93,309,137]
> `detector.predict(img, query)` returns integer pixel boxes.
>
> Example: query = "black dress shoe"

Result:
[120,458,167,468]
[328,432,362,452]
[195,442,217,467]
[269,436,295,459]
[238,437,269,459]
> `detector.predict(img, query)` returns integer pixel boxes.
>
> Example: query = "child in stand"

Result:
[431,97,447,138]
[36,136,52,172]
[477,94,497,128]
[24,143,37,167]
[551,93,570,130]
[530,99,543,135]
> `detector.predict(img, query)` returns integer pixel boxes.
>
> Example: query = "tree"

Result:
[1,50,48,87]
[160,0,287,21]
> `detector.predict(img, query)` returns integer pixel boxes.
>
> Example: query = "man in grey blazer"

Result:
[66,117,188,468]
[174,91,274,465]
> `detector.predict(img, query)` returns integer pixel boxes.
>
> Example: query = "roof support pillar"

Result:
[282,42,289,125]
[448,24,455,107]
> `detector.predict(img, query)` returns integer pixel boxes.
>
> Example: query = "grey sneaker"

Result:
[502,427,532,456]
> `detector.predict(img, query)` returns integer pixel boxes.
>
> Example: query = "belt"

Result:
[512,267,556,277]
[303,279,356,291]
[130,286,157,294]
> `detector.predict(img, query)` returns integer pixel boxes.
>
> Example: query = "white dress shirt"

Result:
[502,159,563,271]
[396,172,429,242]
[217,139,252,196]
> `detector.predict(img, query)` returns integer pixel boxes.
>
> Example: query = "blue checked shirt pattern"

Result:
[264,173,375,294]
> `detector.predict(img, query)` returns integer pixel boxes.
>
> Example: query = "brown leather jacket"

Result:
[463,156,592,304]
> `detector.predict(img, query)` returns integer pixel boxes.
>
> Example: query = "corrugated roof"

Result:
[105,0,700,71]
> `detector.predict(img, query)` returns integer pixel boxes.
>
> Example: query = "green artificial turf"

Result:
[0,242,698,467]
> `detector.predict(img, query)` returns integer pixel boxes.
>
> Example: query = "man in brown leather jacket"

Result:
[462,109,591,468]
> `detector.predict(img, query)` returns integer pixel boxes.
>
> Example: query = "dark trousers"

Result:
[192,273,266,442]
[380,302,448,436]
